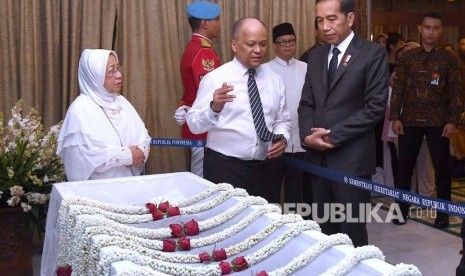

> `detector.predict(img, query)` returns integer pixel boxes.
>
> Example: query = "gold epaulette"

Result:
[200,38,212,48]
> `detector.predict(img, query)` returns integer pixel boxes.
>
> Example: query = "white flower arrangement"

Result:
[58,197,276,274]
[78,203,278,275]
[81,214,306,275]
[57,195,269,263]
[92,220,319,276]
[57,191,261,252]
[53,184,422,275]
[0,100,65,234]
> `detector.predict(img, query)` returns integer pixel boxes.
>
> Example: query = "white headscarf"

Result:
[78,49,122,113]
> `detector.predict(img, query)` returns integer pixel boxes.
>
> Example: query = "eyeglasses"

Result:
[275,39,296,47]
[106,65,124,77]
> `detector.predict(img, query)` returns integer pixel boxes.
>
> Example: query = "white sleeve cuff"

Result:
[206,107,220,124]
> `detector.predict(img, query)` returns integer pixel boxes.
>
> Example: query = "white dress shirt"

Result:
[265,56,307,153]
[186,57,291,160]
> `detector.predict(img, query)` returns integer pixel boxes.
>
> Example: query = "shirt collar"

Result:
[330,31,354,55]
[232,57,263,77]
[273,56,295,66]
[193,33,212,43]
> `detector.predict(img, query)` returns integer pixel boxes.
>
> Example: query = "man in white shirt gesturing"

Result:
[187,17,291,196]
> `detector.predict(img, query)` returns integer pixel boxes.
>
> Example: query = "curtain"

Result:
[0,0,116,127]
[1,0,371,175]
[355,0,369,39]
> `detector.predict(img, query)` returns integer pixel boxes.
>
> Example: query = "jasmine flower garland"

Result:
[95,247,223,276]
[58,200,277,273]
[58,187,248,232]
[93,220,321,276]
[117,266,170,276]
[84,214,306,274]
[268,233,353,276]
[155,183,234,207]
[384,263,422,276]
[320,245,385,276]
[52,183,422,275]
[58,195,268,265]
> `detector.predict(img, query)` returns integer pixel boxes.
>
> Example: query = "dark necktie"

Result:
[247,69,282,142]
[328,47,340,86]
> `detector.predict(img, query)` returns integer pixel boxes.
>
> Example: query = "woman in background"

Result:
[57,49,150,181]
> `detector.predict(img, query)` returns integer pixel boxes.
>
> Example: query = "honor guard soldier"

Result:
[173,1,221,177]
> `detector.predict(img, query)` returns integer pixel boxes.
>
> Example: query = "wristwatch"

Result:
[210,101,221,113]
[273,134,287,145]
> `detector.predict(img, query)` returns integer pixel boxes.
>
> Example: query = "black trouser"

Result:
[310,157,371,247]
[396,126,451,219]
[387,141,398,185]
[203,148,265,197]
[262,152,308,204]
[375,120,384,167]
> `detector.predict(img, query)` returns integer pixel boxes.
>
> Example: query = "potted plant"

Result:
[0,99,65,274]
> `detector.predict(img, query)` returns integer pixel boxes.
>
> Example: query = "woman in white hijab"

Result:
[57,49,150,181]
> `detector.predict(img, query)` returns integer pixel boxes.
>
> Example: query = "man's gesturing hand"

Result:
[210,82,235,112]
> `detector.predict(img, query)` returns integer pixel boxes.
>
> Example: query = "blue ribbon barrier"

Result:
[150,138,465,217]
[281,155,465,218]
[150,138,206,148]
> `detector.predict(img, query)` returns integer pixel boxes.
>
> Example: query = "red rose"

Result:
[169,223,183,238]
[231,256,248,271]
[199,252,211,263]
[256,272,269,276]
[151,209,164,221]
[158,201,170,213]
[219,261,231,275]
[145,202,157,213]
[57,265,72,276]
[177,237,191,251]
[162,239,176,252]
[212,249,227,261]
[167,206,180,217]
[183,219,199,236]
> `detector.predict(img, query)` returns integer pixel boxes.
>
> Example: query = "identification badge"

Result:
[431,73,440,85]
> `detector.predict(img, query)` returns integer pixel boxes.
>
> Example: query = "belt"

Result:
[205,148,264,164]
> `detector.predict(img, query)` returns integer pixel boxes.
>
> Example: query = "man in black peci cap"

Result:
[263,23,310,208]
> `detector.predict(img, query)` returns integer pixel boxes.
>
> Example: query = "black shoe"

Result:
[433,218,449,228]
[392,218,406,225]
